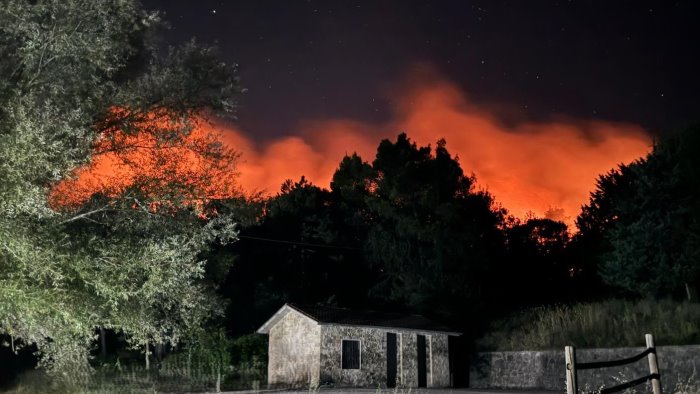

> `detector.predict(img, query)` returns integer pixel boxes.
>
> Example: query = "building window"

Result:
[341,339,361,369]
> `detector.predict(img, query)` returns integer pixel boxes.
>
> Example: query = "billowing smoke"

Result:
[224,77,650,225]
[55,74,651,227]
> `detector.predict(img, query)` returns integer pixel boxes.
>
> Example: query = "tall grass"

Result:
[6,355,266,393]
[477,299,700,351]
[5,332,268,393]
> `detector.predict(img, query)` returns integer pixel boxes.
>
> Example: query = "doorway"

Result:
[417,334,427,387]
[386,332,397,388]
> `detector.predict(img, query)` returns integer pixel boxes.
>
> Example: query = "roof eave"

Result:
[256,303,322,334]
[256,303,461,336]
[319,322,461,336]
[256,304,292,334]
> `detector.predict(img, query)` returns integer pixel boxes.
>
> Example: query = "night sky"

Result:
[142,0,699,140]
[131,0,700,221]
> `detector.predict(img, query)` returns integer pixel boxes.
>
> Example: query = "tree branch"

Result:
[58,202,115,225]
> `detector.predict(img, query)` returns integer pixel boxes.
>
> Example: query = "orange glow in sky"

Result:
[225,79,651,225]
[53,78,651,228]
[50,109,240,210]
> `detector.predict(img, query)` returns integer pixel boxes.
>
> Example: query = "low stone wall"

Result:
[470,345,700,391]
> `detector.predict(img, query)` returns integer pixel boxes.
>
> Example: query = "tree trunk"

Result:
[685,282,697,302]
[100,327,107,361]
[144,341,150,370]
[187,349,191,378]
[216,366,221,393]
[155,342,163,366]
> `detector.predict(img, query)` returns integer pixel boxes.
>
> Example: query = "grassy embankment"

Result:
[477,299,700,351]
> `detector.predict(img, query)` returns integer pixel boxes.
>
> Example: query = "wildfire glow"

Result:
[53,76,651,227]
[50,108,240,210]
[226,78,651,225]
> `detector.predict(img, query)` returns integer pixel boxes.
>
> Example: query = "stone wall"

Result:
[320,325,386,387]
[470,345,700,391]
[401,331,418,387]
[429,334,451,387]
[319,326,452,389]
[268,310,321,388]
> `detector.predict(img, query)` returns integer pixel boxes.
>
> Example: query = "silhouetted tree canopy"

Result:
[220,134,514,338]
[577,125,700,300]
[502,218,570,304]
[609,128,699,299]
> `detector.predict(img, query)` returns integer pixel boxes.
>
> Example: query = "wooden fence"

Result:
[565,333,662,394]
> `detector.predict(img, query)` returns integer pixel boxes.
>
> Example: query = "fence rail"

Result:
[565,333,662,394]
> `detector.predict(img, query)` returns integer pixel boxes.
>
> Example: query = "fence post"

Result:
[565,345,578,394]
[645,333,662,394]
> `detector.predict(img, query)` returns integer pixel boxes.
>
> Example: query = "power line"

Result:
[237,235,362,250]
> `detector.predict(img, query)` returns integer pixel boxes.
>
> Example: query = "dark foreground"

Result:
[220,389,560,394]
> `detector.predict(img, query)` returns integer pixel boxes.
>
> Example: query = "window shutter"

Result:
[342,340,360,369]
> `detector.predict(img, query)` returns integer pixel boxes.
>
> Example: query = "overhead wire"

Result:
[237,235,362,250]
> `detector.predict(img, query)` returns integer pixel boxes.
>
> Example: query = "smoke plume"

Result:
[224,77,650,225]
[55,73,651,228]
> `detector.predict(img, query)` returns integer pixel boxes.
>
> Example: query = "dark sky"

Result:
[141,0,700,141]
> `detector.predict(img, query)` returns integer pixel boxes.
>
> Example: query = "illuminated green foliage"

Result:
[0,0,241,374]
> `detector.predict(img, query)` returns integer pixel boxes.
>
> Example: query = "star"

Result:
[211,9,217,15]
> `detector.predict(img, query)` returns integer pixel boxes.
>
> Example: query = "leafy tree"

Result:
[571,163,640,298]
[578,126,700,300]
[0,0,241,374]
[576,163,640,237]
[218,175,377,336]
[601,127,700,299]
[330,153,374,243]
[261,177,339,303]
[364,134,506,321]
[328,154,379,306]
[218,136,508,336]
[501,218,570,304]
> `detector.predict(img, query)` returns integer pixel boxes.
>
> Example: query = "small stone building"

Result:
[257,303,460,389]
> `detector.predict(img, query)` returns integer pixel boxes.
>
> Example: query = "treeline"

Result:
[2,0,699,388]
[211,125,700,344]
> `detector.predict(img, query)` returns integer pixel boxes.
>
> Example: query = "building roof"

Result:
[256,303,461,335]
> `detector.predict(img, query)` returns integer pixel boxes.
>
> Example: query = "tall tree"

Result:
[365,134,505,321]
[568,163,640,299]
[601,127,700,299]
[219,135,508,336]
[502,218,570,304]
[578,126,700,300]
[0,0,241,373]
[217,176,372,335]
